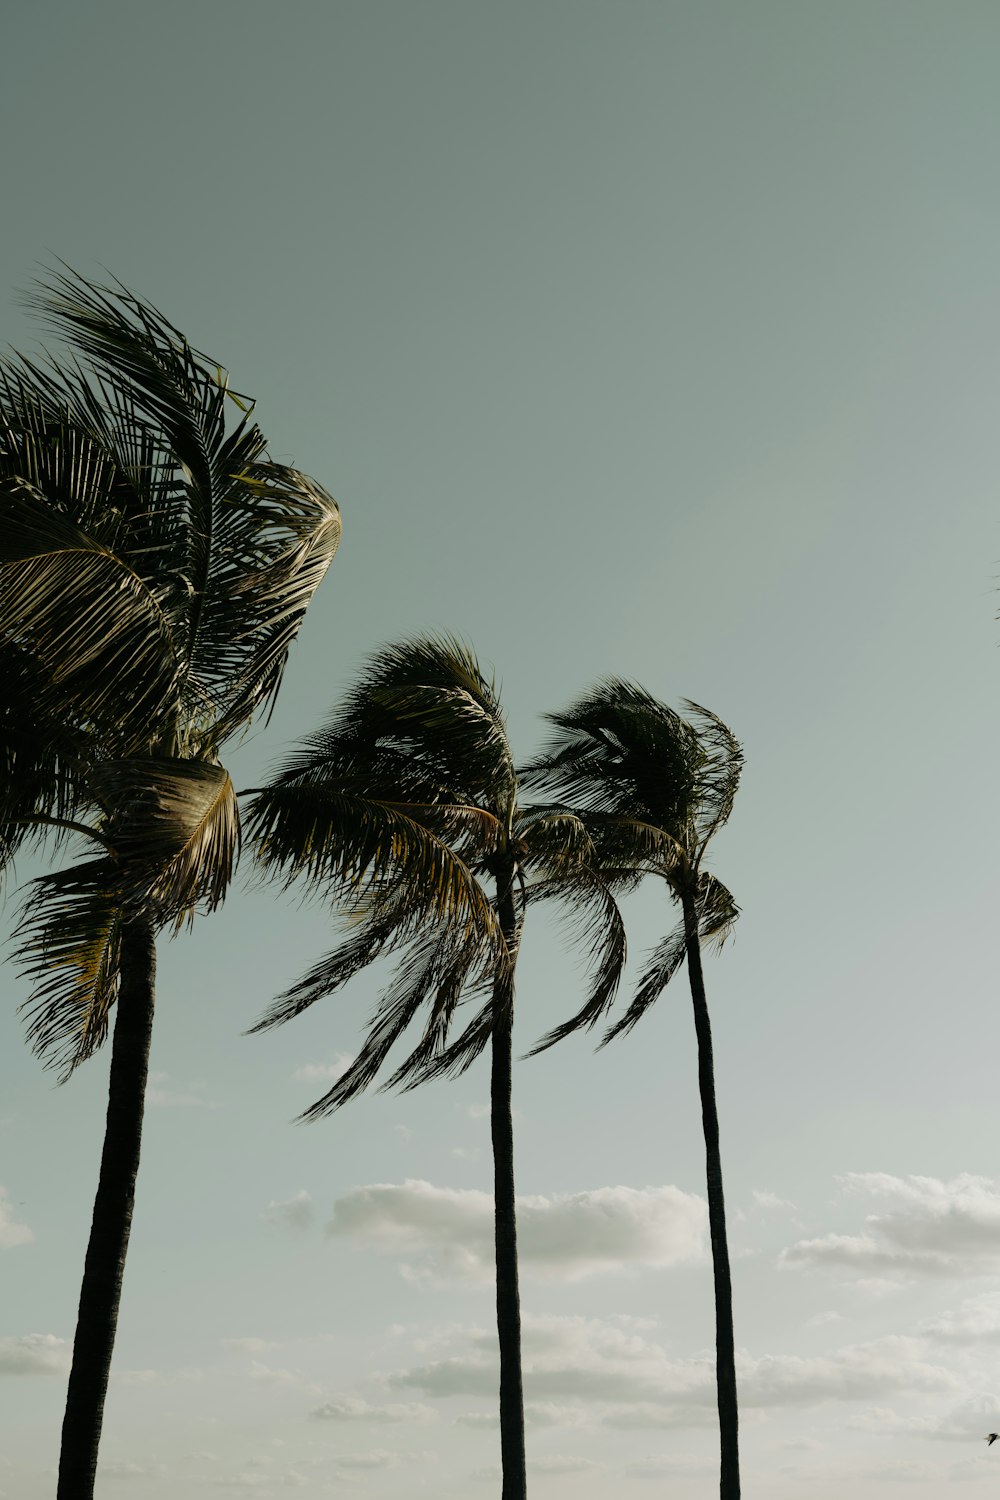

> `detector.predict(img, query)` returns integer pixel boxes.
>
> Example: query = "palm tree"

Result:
[246,637,623,1500]
[0,271,340,1500]
[523,683,743,1500]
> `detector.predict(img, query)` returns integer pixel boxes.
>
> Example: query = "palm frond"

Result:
[16,859,123,1077]
[524,869,627,1055]
[696,872,740,948]
[601,924,689,1046]
[248,893,414,1034]
[0,481,183,741]
[186,464,341,742]
[297,924,461,1119]
[335,636,516,808]
[523,679,703,837]
[681,699,744,849]
[89,758,239,924]
[246,776,500,944]
[380,927,493,1093]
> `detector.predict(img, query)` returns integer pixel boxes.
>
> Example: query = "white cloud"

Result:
[920,1293,1000,1343]
[223,1338,270,1355]
[0,1333,69,1375]
[327,1180,707,1282]
[335,1449,399,1470]
[752,1190,795,1213]
[0,1188,32,1249]
[534,1456,602,1474]
[627,1456,715,1479]
[100,1461,154,1479]
[293,1054,351,1084]
[248,1361,300,1387]
[267,1191,315,1232]
[388,1317,955,1413]
[310,1396,433,1423]
[782,1174,1000,1277]
[850,1394,1000,1443]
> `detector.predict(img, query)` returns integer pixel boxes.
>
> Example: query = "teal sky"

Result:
[3,3,1000,1496]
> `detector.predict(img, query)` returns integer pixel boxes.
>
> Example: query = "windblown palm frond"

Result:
[0,267,339,1500]
[0,266,339,1066]
[523,678,744,1498]
[247,637,626,1104]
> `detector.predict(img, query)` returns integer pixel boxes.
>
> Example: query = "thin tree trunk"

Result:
[683,887,740,1500]
[57,917,157,1500]
[491,866,526,1500]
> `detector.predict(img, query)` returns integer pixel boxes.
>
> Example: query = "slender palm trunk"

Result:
[57,917,157,1500]
[682,887,740,1500]
[491,865,526,1500]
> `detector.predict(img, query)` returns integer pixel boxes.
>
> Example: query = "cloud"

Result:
[310,1396,433,1424]
[850,1394,1000,1443]
[327,1180,707,1281]
[248,1361,300,1387]
[0,1188,32,1249]
[145,1072,215,1108]
[223,1338,270,1355]
[388,1317,955,1413]
[752,1190,795,1213]
[920,1293,1000,1343]
[534,1456,602,1474]
[293,1055,351,1085]
[782,1174,1000,1277]
[627,1456,716,1479]
[0,1333,69,1375]
[267,1191,315,1232]
[334,1450,399,1470]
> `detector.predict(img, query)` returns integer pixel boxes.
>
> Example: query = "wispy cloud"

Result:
[292,1054,352,1085]
[388,1316,955,1413]
[0,1333,69,1375]
[327,1180,707,1282]
[310,1396,434,1423]
[267,1190,315,1232]
[781,1174,1000,1277]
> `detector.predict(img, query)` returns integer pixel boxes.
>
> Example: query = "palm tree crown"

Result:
[0,269,340,1500]
[247,637,624,1500]
[523,680,743,1500]
[0,270,340,1070]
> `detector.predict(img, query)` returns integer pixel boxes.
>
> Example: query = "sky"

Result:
[2,1,1000,1495]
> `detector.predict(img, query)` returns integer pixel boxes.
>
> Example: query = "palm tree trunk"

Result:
[491,866,526,1500]
[682,887,740,1500]
[57,917,157,1500]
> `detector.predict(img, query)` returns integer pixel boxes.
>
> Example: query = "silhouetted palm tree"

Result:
[524,682,742,1500]
[0,271,340,1500]
[246,637,623,1500]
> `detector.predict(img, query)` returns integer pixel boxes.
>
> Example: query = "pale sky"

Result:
[3,3,1000,1496]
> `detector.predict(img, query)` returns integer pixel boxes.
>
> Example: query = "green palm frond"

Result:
[297,921,485,1119]
[89,759,239,924]
[0,266,338,1067]
[379,931,492,1094]
[336,636,516,808]
[246,773,501,943]
[524,680,703,836]
[523,868,628,1055]
[182,463,341,744]
[17,859,123,1077]
[248,891,417,1034]
[697,873,740,948]
[0,481,184,741]
[0,640,93,871]
[680,700,744,850]
[601,924,689,1046]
